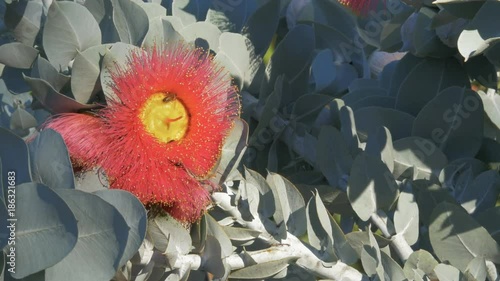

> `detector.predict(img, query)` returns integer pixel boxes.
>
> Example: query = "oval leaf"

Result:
[10,108,37,130]
[28,129,75,189]
[317,125,353,188]
[111,0,149,46]
[380,251,406,281]
[181,21,221,52]
[147,215,192,255]
[267,172,307,237]
[403,250,439,280]
[365,126,395,173]
[205,214,233,258]
[142,16,183,48]
[71,45,109,104]
[429,202,500,270]
[206,0,256,33]
[43,1,101,70]
[172,0,210,26]
[457,2,500,60]
[100,42,141,102]
[0,127,32,191]
[94,189,147,267]
[24,75,101,113]
[45,189,129,281]
[459,170,500,214]
[241,0,280,56]
[215,119,248,184]
[394,182,419,246]
[31,56,70,92]
[354,106,415,142]
[5,0,43,46]
[476,207,500,244]
[0,42,38,69]
[412,86,484,160]
[395,57,469,116]
[433,263,464,281]
[306,192,337,263]
[347,153,399,221]
[392,136,448,181]
[261,24,315,99]
[220,225,260,246]
[9,183,78,279]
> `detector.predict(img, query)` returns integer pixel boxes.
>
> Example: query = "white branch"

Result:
[160,240,367,281]
[212,193,368,281]
[173,254,201,270]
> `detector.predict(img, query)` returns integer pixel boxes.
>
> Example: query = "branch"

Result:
[165,242,367,281]
[212,193,369,281]
[227,236,368,281]
[136,193,368,280]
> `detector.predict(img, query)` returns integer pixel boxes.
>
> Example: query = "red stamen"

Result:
[165,116,182,124]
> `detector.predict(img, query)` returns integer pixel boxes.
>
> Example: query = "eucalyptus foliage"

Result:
[0,0,500,280]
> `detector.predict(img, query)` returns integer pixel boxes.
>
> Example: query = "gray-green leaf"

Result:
[7,183,77,279]
[0,43,38,69]
[347,153,399,221]
[43,1,101,70]
[412,86,484,161]
[111,0,149,46]
[46,189,129,281]
[28,129,75,190]
[429,202,500,270]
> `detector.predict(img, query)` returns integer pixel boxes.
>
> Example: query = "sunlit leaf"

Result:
[347,153,399,221]
[43,1,101,70]
[429,202,500,270]
[111,0,149,46]
[267,172,307,237]
[0,43,38,69]
[394,182,419,246]
[403,250,439,280]
[147,215,192,255]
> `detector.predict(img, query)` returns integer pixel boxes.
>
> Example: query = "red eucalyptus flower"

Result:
[45,43,240,223]
[340,0,381,15]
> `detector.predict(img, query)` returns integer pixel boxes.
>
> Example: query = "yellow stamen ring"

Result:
[139,93,189,143]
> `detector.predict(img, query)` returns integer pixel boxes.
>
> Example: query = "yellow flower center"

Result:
[139,93,189,143]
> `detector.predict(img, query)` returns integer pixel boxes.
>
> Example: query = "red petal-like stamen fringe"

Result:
[340,0,381,15]
[45,43,240,223]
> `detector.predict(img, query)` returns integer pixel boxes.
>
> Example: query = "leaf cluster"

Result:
[0,0,499,280]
